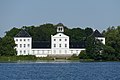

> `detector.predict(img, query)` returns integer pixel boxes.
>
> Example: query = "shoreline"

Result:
[0,56,120,63]
[0,59,120,63]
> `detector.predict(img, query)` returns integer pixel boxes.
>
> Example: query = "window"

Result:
[24,39,26,41]
[28,44,30,47]
[65,44,67,47]
[20,39,22,41]
[65,39,67,41]
[54,44,56,47]
[54,39,56,41]
[24,44,26,48]
[16,39,18,41]
[28,39,30,41]
[101,39,103,41]
[59,39,61,41]
[24,50,26,54]
[59,44,61,47]
[20,50,22,54]
[59,28,61,31]
[20,44,22,48]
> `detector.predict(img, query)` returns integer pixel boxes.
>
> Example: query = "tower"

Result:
[51,23,69,55]
[57,23,64,33]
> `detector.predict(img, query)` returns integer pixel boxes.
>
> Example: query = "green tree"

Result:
[85,36,96,58]
[5,27,20,37]
[85,27,93,37]
[104,26,120,55]
[101,45,116,60]
[79,50,89,59]
[0,36,16,56]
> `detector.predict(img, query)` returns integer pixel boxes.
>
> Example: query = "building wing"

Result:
[69,41,85,48]
[32,41,51,49]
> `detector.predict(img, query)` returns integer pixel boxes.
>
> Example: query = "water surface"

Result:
[0,62,120,80]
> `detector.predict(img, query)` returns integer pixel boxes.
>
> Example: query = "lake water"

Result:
[0,62,120,80]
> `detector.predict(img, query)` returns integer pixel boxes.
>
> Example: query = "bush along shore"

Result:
[0,54,119,63]
[0,55,54,62]
[0,55,90,62]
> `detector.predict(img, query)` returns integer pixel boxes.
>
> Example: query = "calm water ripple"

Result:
[0,62,120,80]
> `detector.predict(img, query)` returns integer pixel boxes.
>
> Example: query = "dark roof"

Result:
[32,41,51,49]
[92,30,104,37]
[15,29,31,37]
[32,41,85,49]
[57,23,64,26]
[69,41,85,48]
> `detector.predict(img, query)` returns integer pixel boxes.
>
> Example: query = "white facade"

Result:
[14,24,105,57]
[14,37,32,55]
[51,33,69,55]
[31,49,51,57]
[95,37,105,45]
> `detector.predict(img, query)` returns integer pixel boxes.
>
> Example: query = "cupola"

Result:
[57,23,64,33]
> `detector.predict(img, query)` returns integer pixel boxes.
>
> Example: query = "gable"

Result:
[15,29,31,37]
[52,33,69,38]
[92,30,104,37]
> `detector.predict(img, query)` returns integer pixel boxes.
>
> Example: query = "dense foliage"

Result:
[1,23,120,61]
[5,23,93,41]
[79,26,120,61]
[0,36,16,56]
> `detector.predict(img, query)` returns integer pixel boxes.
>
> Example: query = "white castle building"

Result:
[14,23,105,57]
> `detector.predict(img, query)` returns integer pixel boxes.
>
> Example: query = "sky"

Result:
[0,0,120,37]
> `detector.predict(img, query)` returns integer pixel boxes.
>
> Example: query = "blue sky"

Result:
[0,0,120,37]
